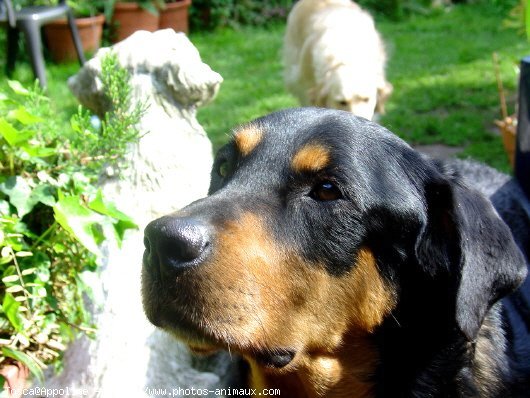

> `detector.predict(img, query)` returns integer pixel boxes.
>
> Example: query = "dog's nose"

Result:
[144,216,211,272]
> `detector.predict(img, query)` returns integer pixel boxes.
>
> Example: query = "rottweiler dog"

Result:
[142,108,530,397]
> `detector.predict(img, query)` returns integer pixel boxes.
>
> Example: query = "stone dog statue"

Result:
[30,30,234,398]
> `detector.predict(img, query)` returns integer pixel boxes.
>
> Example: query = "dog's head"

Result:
[310,66,392,120]
[142,108,526,375]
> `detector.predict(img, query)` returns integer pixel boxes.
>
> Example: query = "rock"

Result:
[33,30,234,398]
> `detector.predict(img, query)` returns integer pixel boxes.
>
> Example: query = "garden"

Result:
[0,0,528,391]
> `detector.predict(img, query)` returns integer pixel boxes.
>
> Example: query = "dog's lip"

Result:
[187,344,220,356]
[158,311,225,347]
[158,312,298,368]
[253,348,297,369]
[143,274,299,368]
[187,342,297,370]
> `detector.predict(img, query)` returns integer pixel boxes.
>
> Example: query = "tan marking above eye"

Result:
[233,126,264,156]
[292,143,331,173]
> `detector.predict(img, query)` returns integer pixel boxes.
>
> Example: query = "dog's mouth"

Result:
[160,311,297,369]
[188,343,296,369]
[142,287,297,370]
[253,348,297,369]
[142,244,299,370]
[145,297,298,369]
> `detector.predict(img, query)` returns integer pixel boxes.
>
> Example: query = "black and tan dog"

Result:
[142,108,530,397]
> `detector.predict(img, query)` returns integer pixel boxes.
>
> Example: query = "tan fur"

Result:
[249,330,381,398]
[170,212,395,397]
[292,143,331,173]
[283,0,392,120]
[234,126,264,156]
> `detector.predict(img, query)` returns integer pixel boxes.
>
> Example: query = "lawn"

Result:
[1,1,527,172]
[191,1,528,172]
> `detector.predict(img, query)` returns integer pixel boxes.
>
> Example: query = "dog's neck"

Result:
[243,304,513,397]
[247,330,377,398]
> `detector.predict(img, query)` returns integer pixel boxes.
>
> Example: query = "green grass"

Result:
[0,60,82,129]
[191,25,297,149]
[1,1,527,172]
[378,3,528,171]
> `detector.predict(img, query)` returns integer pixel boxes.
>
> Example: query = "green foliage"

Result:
[69,53,146,174]
[357,0,434,20]
[190,0,292,30]
[0,53,139,380]
[116,0,166,16]
[136,0,166,16]
[189,0,520,29]
[10,0,107,18]
[502,0,530,40]
[527,0,530,41]
[66,0,108,18]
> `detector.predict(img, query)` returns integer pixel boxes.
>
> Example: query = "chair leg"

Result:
[6,27,19,77]
[18,21,47,89]
[66,10,86,66]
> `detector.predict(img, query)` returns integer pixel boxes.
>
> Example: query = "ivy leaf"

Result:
[0,199,9,216]
[8,107,43,125]
[0,178,56,217]
[30,184,56,208]
[53,194,102,256]
[0,119,33,146]
[88,190,137,244]
[21,145,57,159]
[7,80,30,96]
[88,190,132,222]
[2,294,23,332]
[2,347,44,383]
[0,177,32,217]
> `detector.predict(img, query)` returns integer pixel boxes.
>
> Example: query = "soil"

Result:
[413,144,464,159]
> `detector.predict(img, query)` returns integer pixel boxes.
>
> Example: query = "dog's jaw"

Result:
[247,329,378,398]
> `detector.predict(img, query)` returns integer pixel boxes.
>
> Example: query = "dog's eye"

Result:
[218,160,230,178]
[337,100,349,106]
[310,181,342,201]
[216,158,234,178]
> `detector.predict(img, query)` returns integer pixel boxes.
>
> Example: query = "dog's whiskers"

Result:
[390,313,401,328]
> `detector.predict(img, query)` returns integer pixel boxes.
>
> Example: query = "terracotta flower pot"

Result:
[112,2,159,43]
[44,14,105,63]
[159,0,191,33]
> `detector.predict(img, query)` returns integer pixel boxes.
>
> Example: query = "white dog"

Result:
[284,0,392,120]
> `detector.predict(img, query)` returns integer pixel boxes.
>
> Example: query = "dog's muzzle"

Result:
[143,216,211,276]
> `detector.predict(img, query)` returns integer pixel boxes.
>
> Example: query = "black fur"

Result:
[145,108,530,396]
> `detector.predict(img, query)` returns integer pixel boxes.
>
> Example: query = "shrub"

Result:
[0,53,140,382]
[190,0,293,30]
[189,0,520,30]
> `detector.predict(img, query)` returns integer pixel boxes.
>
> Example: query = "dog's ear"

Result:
[375,81,392,114]
[415,173,527,341]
